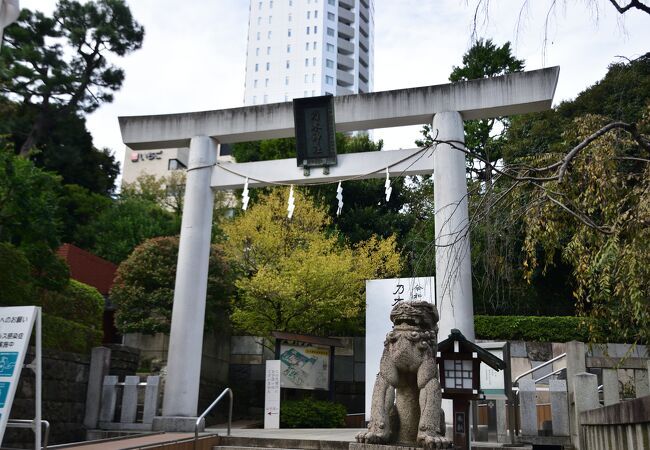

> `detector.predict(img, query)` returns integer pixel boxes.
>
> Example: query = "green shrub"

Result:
[41,279,104,330]
[474,315,590,342]
[42,313,102,354]
[0,243,33,306]
[280,398,346,428]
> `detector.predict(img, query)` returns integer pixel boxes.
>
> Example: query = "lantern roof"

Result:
[438,329,506,372]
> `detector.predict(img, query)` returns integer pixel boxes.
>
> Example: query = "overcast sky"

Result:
[19,0,650,171]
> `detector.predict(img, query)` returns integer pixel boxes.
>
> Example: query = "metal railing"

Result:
[194,388,232,450]
[7,419,50,450]
[513,352,566,386]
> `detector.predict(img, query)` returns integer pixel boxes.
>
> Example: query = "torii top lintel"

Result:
[118,67,559,151]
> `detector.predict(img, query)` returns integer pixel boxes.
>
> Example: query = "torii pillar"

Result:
[118,67,559,430]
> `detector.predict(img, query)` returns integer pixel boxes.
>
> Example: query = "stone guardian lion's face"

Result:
[385,301,439,372]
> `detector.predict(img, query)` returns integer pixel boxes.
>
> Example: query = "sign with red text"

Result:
[0,306,37,443]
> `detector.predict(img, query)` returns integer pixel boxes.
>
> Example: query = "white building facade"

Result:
[244,0,374,105]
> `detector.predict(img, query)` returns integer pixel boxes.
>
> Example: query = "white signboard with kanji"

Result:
[365,277,435,420]
[0,306,37,443]
[264,359,281,429]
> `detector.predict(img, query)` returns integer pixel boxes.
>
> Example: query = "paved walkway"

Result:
[53,433,194,450]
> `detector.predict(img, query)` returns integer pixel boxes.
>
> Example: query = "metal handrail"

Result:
[513,352,566,385]
[534,366,566,384]
[7,419,50,450]
[194,387,232,449]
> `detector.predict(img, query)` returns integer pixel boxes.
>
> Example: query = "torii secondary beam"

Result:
[118,66,559,150]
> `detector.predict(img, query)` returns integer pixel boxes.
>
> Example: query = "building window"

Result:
[326,75,333,85]
[265,78,269,87]
[255,63,259,72]
[267,30,272,38]
[256,32,260,40]
[328,0,334,4]
[326,58,334,68]
[264,94,268,102]
[307,11,311,19]
[327,43,334,52]
[288,28,292,37]
[306,26,310,34]
[266,62,270,70]
[287,44,291,52]
[285,93,289,101]
[253,95,257,104]
[327,27,334,36]
[267,46,271,55]
[268,15,272,23]
[258,2,262,9]
[269,0,273,7]
[257,16,261,25]
[313,57,317,66]
[313,41,317,49]
[168,159,186,171]
[305,58,309,66]
[304,74,309,83]
[314,10,318,18]
[312,73,316,82]
[286,59,290,68]
[328,12,335,20]
[288,13,292,21]
[285,76,289,85]
[254,79,258,87]
[314,25,317,33]
[255,47,260,56]
[306,42,309,50]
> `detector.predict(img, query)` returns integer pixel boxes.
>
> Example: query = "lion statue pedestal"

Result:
[353,301,452,450]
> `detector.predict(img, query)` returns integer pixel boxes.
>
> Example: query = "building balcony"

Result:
[338,6,354,24]
[359,17,369,38]
[359,0,369,10]
[359,65,369,83]
[359,35,369,53]
[336,85,354,96]
[337,37,354,55]
[338,22,355,39]
[359,48,369,67]
[337,53,354,70]
[358,80,369,94]
[337,69,354,87]
[339,0,355,9]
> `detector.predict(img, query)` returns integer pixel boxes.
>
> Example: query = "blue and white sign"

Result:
[0,306,37,444]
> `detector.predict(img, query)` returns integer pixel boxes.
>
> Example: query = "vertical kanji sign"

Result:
[264,359,281,429]
[0,306,37,444]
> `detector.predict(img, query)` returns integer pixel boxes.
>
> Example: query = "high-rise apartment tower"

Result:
[244,0,374,105]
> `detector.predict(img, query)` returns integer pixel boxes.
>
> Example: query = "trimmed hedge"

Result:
[41,279,104,330]
[280,398,346,428]
[474,315,589,342]
[42,313,102,354]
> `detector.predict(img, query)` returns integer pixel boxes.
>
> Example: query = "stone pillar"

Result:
[120,375,140,423]
[99,375,118,423]
[518,379,538,436]
[602,368,619,406]
[158,135,217,430]
[143,376,160,424]
[565,341,586,448]
[495,399,508,443]
[550,379,569,436]
[573,372,599,450]
[83,347,111,429]
[432,111,474,341]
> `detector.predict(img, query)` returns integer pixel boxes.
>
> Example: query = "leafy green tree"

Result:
[0,0,144,156]
[82,196,180,264]
[0,242,33,306]
[111,236,233,335]
[221,188,402,337]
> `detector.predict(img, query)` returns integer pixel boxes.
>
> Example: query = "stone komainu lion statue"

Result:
[357,301,452,449]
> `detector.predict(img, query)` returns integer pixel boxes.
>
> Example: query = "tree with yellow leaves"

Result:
[221,188,402,337]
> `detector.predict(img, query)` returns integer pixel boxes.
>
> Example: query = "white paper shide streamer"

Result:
[336,181,343,216]
[384,167,392,202]
[287,185,295,219]
[242,177,250,210]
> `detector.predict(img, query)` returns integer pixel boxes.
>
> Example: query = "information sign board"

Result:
[279,344,329,390]
[264,360,281,429]
[478,342,509,400]
[0,306,37,443]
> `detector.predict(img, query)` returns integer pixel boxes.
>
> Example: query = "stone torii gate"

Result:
[118,67,559,430]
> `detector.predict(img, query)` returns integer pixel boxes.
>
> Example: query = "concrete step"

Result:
[215,436,349,450]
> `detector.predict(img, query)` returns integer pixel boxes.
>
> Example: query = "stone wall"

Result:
[3,345,140,447]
